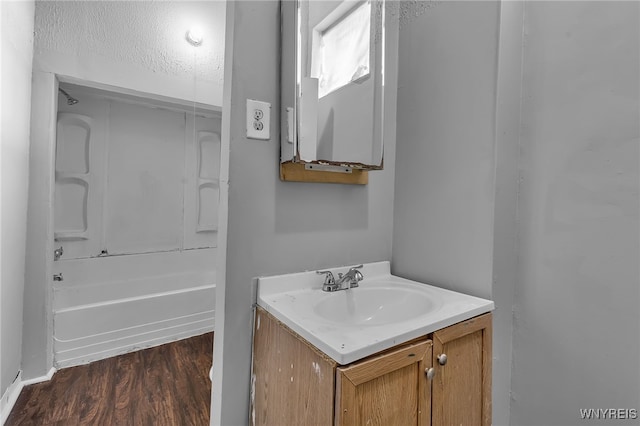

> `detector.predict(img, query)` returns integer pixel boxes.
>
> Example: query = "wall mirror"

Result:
[280,0,386,184]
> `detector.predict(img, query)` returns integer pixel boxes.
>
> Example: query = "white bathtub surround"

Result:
[257,261,494,365]
[48,86,219,368]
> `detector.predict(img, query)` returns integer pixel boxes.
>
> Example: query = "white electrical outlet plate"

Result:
[246,99,271,140]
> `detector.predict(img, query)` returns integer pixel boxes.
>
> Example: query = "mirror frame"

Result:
[280,0,386,184]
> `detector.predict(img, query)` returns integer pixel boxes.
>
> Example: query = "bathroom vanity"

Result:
[251,262,493,425]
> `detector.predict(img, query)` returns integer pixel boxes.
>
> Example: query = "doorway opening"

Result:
[52,82,220,368]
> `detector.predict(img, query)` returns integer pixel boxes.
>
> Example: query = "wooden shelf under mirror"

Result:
[280,161,368,185]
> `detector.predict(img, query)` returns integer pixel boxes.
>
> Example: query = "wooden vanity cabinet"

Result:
[251,307,491,426]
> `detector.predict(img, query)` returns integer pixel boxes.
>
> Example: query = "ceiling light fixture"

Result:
[186,27,203,46]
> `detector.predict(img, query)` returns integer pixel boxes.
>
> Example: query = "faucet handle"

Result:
[317,270,338,292]
[340,265,364,277]
[316,270,335,284]
[351,268,364,288]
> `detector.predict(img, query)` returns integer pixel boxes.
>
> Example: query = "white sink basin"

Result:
[257,261,494,365]
[313,281,441,326]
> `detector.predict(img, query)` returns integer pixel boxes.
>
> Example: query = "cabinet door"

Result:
[252,308,336,426]
[432,313,492,426]
[336,340,433,426]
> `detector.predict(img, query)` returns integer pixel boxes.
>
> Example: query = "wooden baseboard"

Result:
[280,162,368,185]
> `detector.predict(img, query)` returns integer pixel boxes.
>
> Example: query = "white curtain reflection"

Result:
[315,1,371,98]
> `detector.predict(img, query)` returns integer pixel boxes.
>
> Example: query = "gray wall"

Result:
[1,0,35,397]
[393,2,640,425]
[211,2,398,424]
[392,0,499,300]
[392,3,507,422]
[510,2,640,424]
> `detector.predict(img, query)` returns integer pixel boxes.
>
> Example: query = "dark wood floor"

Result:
[6,333,213,426]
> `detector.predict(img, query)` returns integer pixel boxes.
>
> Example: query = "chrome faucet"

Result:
[317,265,364,292]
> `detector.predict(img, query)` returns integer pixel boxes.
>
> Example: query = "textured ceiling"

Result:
[35,1,226,84]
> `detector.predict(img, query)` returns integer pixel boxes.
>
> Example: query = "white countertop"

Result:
[257,261,494,365]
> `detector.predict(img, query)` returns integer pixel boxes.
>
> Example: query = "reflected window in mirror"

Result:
[311,1,372,98]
